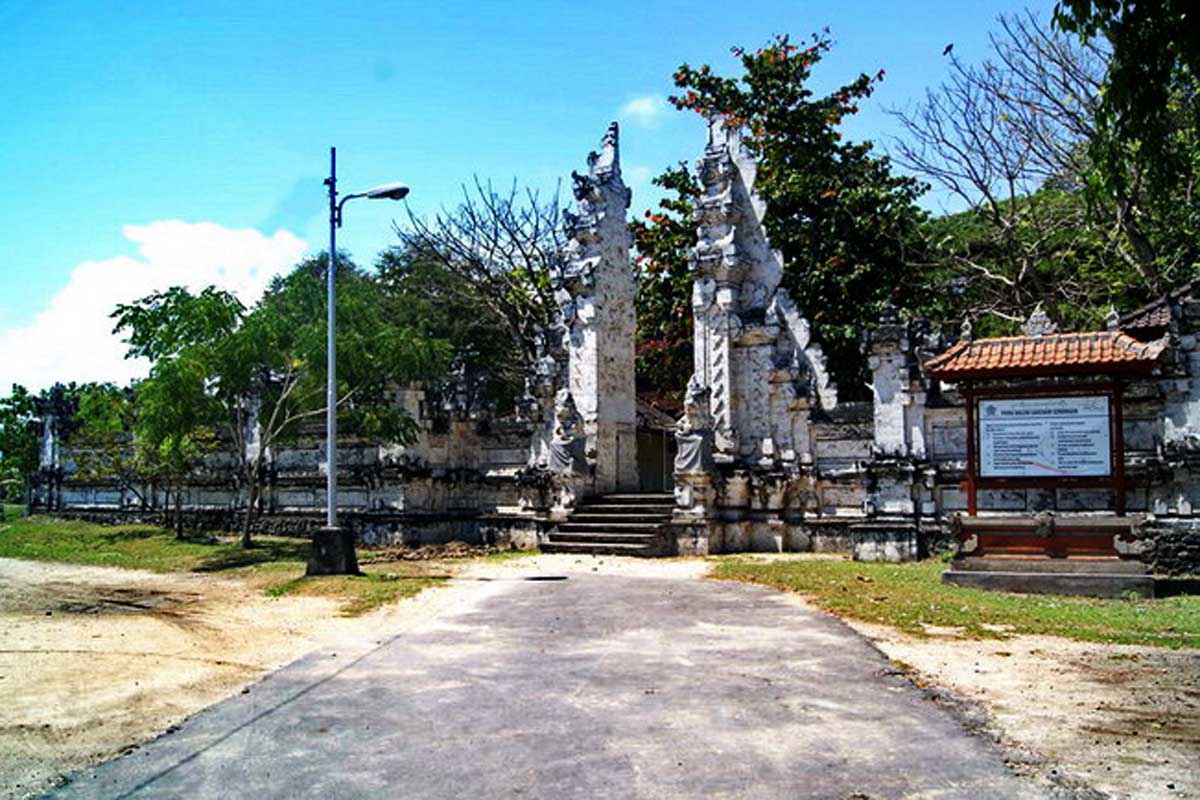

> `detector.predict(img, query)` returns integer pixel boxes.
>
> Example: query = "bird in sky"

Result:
[943,43,954,56]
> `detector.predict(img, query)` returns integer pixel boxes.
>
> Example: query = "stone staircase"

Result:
[943,556,1154,598]
[542,493,674,557]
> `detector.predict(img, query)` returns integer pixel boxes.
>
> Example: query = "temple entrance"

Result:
[634,395,679,493]
[636,428,675,493]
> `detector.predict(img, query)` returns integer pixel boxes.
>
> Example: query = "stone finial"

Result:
[1022,307,1058,337]
[586,121,621,181]
[1105,306,1121,332]
[960,316,973,343]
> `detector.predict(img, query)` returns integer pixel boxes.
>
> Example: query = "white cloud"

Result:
[0,221,307,392]
[619,95,668,128]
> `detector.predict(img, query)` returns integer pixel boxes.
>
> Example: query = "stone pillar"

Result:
[1162,299,1200,450]
[559,122,638,495]
[674,118,836,554]
[688,120,835,466]
[857,305,941,561]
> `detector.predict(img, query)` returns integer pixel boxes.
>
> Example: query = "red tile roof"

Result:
[925,331,1166,381]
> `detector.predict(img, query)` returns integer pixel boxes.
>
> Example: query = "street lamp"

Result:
[306,146,409,576]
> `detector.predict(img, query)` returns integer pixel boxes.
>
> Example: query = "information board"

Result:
[978,396,1111,478]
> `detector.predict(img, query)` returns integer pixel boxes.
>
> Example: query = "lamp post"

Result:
[306,146,409,576]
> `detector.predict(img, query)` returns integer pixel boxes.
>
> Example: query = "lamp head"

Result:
[364,182,410,200]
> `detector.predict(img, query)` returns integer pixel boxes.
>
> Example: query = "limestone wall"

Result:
[31,384,538,545]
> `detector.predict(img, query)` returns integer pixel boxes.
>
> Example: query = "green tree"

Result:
[377,245,525,414]
[72,383,154,510]
[630,164,699,406]
[136,355,220,537]
[895,12,1198,331]
[1054,0,1199,196]
[662,33,928,393]
[394,179,564,375]
[0,383,87,506]
[112,255,449,549]
[0,385,38,503]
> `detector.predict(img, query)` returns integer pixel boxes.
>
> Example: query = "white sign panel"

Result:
[979,396,1111,478]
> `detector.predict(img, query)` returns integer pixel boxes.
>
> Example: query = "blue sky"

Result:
[0,0,1053,389]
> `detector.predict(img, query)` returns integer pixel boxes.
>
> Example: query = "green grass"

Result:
[0,514,454,616]
[260,565,449,616]
[0,513,309,572]
[2,504,26,520]
[711,556,1200,649]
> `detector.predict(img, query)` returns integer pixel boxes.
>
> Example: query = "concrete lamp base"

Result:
[306,526,361,576]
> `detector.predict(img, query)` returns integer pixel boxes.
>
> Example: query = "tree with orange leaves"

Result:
[640,33,927,395]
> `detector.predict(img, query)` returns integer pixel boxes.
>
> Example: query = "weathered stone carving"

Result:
[556,121,638,493]
[1022,307,1058,337]
[674,376,715,474]
[685,117,834,468]
[547,388,587,475]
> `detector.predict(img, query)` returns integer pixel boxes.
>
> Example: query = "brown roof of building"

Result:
[636,397,679,432]
[1122,301,1172,330]
[1119,279,1198,331]
[925,331,1166,381]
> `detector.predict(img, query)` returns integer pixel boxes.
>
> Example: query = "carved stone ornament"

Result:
[1022,307,1058,338]
[547,389,586,475]
[675,375,715,474]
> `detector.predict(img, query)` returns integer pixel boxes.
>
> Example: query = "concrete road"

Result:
[47,571,1049,799]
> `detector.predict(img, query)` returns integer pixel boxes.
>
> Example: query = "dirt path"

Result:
[0,558,468,800]
[855,623,1200,800]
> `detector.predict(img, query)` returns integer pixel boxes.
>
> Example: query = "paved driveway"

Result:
[47,569,1047,799]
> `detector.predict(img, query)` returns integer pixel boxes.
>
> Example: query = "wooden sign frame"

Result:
[962,382,1125,517]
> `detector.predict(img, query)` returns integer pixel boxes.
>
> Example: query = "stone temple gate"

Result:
[29,119,1200,577]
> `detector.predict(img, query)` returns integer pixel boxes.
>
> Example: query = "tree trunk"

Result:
[1115,194,1160,292]
[174,485,185,540]
[240,479,258,549]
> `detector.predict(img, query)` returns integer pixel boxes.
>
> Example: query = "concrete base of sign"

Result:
[943,556,1153,598]
[305,526,361,576]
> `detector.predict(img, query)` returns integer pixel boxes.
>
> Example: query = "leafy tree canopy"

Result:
[896,12,1199,334]
[631,164,699,406]
[1054,0,1199,195]
[639,33,928,395]
[0,385,39,502]
[109,253,450,546]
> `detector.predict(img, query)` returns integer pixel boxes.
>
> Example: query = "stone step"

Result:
[548,531,663,545]
[585,494,673,506]
[540,541,663,557]
[557,521,665,534]
[576,506,681,520]
[952,557,1150,575]
[569,512,672,524]
[942,569,1154,598]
